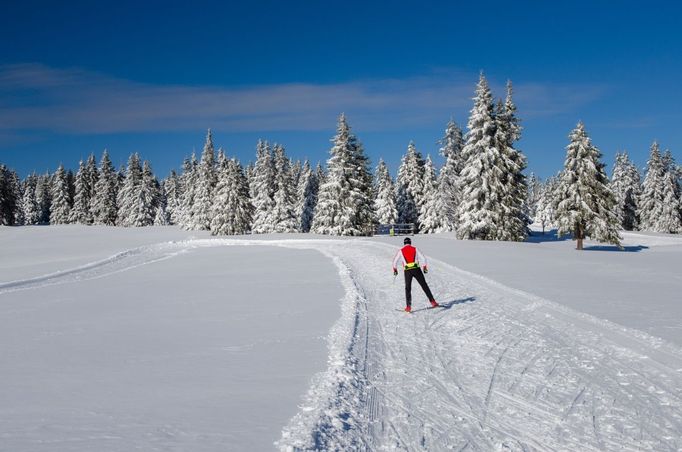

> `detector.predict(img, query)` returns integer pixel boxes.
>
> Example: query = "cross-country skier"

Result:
[392,237,439,312]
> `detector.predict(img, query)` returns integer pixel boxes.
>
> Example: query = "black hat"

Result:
[403,237,412,245]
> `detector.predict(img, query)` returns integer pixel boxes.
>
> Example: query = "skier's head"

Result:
[403,237,412,245]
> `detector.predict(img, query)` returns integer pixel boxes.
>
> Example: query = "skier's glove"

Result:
[423,267,428,274]
[393,269,398,276]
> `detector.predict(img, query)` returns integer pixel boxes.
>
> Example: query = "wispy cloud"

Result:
[0,63,605,136]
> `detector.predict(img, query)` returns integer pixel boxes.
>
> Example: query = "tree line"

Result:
[2,74,680,247]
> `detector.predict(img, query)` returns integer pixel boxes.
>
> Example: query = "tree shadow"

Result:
[525,229,570,243]
[583,245,649,252]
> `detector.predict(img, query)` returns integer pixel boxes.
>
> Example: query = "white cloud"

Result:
[0,63,605,135]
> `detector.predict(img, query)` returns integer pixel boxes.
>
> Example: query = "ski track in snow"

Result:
[4,238,682,451]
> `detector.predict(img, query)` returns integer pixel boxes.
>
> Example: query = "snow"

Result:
[2,225,682,450]
[0,228,342,451]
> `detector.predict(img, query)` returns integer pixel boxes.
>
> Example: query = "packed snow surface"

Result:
[1,226,682,451]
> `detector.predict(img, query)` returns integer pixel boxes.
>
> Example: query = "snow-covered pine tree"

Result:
[495,81,528,241]
[554,122,621,249]
[638,142,667,232]
[22,173,40,225]
[373,159,398,225]
[312,114,374,235]
[438,120,465,231]
[6,171,23,226]
[116,153,143,227]
[232,158,253,234]
[83,154,99,222]
[36,172,52,224]
[535,175,559,234]
[251,140,277,233]
[245,162,255,188]
[177,155,197,228]
[456,73,507,240]
[130,160,157,227]
[190,130,217,230]
[662,150,681,199]
[71,159,95,224]
[0,166,5,225]
[1,166,23,225]
[66,170,76,210]
[162,170,182,225]
[0,165,18,225]
[291,159,302,192]
[659,170,681,233]
[210,153,253,235]
[154,179,171,226]
[315,162,326,187]
[91,151,119,225]
[295,160,319,233]
[271,144,299,232]
[419,156,446,233]
[0,166,6,225]
[526,172,542,222]
[395,141,426,229]
[610,152,641,231]
[49,164,72,224]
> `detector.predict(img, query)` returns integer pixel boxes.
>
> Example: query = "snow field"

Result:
[0,241,342,451]
[2,227,682,450]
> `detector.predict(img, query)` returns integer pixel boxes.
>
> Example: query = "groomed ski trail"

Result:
[4,238,682,451]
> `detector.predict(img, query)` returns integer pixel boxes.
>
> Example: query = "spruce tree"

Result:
[527,172,542,222]
[373,159,398,225]
[271,144,299,232]
[116,153,143,226]
[456,73,507,240]
[84,154,99,222]
[495,81,528,241]
[419,156,446,233]
[162,170,182,225]
[9,171,23,225]
[50,164,72,224]
[638,142,668,232]
[251,140,277,233]
[291,159,303,193]
[0,166,6,225]
[0,165,18,225]
[535,175,559,234]
[71,159,96,224]
[395,141,425,229]
[125,160,156,227]
[178,153,198,229]
[295,160,319,233]
[66,169,76,210]
[154,177,171,226]
[22,173,40,225]
[190,130,217,230]
[610,152,641,231]
[659,171,682,233]
[0,166,5,225]
[554,122,621,249]
[211,153,253,235]
[312,114,373,235]
[36,173,52,224]
[438,120,465,231]
[91,151,119,225]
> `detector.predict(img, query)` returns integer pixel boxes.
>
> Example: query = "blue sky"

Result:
[1,0,681,179]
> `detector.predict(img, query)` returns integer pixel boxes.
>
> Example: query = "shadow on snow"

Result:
[527,230,649,252]
[410,296,476,313]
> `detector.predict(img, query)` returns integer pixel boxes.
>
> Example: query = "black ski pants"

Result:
[404,268,434,306]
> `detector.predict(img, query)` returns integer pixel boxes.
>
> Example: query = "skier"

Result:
[392,237,439,312]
